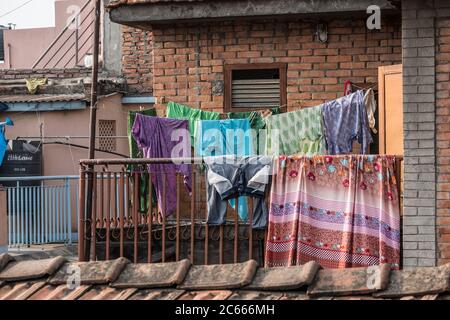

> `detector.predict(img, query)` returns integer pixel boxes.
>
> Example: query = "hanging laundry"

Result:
[195,118,254,221]
[204,156,272,229]
[264,105,325,156]
[343,80,353,96]
[127,109,158,213]
[25,78,47,94]
[132,114,192,216]
[265,155,401,269]
[227,107,280,130]
[364,88,378,134]
[0,117,14,166]
[166,101,220,145]
[322,90,373,155]
[195,118,255,157]
[227,107,281,154]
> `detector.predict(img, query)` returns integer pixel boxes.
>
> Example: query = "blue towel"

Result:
[0,117,14,166]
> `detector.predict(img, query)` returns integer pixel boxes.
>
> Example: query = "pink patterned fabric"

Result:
[265,155,401,269]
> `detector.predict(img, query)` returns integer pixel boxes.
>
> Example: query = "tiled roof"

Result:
[0,253,449,300]
[0,77,126,104]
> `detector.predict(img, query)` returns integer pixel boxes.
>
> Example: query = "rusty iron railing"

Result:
[78,156,404,267]
[78,158,267,265]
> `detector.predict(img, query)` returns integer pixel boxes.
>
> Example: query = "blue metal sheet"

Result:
[121,96,156,104]
[4,101,86,112]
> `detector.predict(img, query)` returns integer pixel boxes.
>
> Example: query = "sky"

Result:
[0,0,55,29]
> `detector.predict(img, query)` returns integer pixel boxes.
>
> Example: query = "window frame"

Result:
[224,63,287,112]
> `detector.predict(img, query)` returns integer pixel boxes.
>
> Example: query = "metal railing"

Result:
[78,158,267,265]
[0,176,78,247]
[32,0,95,69]
[78,156,404,266]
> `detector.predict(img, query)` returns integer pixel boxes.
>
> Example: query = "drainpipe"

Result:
[83,0,101,262]
[7,43,11,68]
[0,187,7,252]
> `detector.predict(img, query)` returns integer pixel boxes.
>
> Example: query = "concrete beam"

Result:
[109,0,398,27]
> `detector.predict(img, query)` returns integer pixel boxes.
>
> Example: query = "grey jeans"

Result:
[204,156,273,229]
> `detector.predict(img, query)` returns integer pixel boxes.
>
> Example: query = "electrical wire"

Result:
[0,0,35,19]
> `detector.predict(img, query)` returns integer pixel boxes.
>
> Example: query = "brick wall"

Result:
[0,67,92,80]
[147,18,401,112]
[436,18,450,266]
[122,26,153,94]
[401,0,437,267]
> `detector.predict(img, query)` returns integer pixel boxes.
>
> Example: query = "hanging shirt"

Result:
[132,114,192,216]
[322,90,373,155]
[227,107,281,130]
[264,105,325,156]
[195,118,254,221]
[166,101,220,145]
[195,118,255,157]
[128,109,157,159]
[204,156,272,229]
[364,88,377,134]
[127,109,158,213]
[227,107,281,154]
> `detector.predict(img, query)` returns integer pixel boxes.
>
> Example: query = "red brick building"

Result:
[106,0,450,267]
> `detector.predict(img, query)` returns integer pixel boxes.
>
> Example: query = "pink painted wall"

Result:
[0,0,94,69]
[0,93,155,231]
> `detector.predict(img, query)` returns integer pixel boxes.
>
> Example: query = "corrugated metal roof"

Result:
[0,253,449,300]
[0,94,87,103]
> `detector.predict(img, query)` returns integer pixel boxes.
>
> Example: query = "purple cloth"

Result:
[322,90,373,155]
[132,114,192,216]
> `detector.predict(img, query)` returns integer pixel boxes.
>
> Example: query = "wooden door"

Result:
[378,64,403,211]
[378,64,403,155]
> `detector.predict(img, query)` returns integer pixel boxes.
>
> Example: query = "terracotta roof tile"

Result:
[78,286,138,300]
[35,284,92,300]
[111,259,190,289]
[0,256,66,282]
[307,264,391,297]
[178,290,233,300]
[128,289,186,300]
[0,281,46,300]
[178,260,258,290]
[373,264,450,298]
[228,290,283,300]
[0,253,13,272]
[49,257,129,285]
[0,254,449,300]
[245,261,319,291]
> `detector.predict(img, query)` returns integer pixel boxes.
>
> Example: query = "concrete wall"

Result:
[0,93,154,232]
[0,0,90,69]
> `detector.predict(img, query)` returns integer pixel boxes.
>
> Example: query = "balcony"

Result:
[77,158,267,265]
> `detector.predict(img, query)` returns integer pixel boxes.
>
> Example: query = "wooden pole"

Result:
[84,0,101,261]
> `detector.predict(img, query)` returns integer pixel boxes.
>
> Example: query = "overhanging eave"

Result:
[108,0,400,28]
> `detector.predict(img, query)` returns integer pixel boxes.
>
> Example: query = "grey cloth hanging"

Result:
[204,155,273,229]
